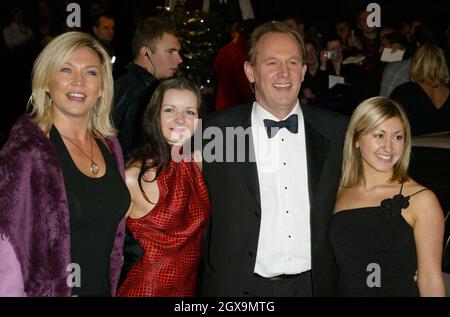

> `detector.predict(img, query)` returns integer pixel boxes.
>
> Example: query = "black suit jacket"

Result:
[198,103,348,296]
[113,63,159,158]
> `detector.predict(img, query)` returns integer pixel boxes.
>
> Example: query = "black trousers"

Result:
[248,271,313,297]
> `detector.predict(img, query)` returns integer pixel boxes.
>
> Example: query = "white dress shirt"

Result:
[251,101,311,277]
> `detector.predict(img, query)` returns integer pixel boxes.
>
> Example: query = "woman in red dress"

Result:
[116,77,210,297]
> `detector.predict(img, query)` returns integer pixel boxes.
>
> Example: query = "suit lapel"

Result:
[233,105,261,209]
[302,106,331,207]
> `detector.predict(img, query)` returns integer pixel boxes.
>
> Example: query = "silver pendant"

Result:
[91,162,99,175]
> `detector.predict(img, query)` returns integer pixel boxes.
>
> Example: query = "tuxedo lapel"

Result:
[237,158,260,209]
[302,107,332,207]
[232,105,261,209]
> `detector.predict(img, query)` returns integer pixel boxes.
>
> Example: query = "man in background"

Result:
[92,14,116,60]
[214,20,254,111]
[113,17,182,157]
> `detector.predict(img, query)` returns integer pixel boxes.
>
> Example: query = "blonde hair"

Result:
[341,97,411,187]
[28,31,115,137]
[410,43,449,87]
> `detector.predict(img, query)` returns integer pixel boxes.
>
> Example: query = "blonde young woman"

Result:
[390,43,450,136]
[0,32,130,297]
[329,97,445,297]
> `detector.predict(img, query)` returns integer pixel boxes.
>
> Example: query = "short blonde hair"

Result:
[341,97,411,187]
[28,31,115,137]
[410,43,449,87]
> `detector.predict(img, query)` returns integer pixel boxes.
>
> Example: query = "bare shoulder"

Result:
[334,186,352,212]
[403,179,437,203]
[336,185,348,199]
[402,179,427,195]
[404,180,444,221]
[125,163,140,173]
[125,164,142,193]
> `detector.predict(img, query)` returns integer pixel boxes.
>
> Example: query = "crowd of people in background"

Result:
[0,0,450,131]
[0,0,449,298]
[1,0,449,142]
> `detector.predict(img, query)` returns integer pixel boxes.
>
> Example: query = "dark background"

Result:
[0,0,449,136]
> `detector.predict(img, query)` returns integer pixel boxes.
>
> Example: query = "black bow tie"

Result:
[263,114,298,138]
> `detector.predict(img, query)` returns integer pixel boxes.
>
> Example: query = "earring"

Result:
[45,90,53,107]
[27,94,35,108]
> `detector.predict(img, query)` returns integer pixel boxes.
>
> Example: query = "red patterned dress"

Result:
[116,159,210,297]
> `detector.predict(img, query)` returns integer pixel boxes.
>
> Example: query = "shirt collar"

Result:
[253,100,302,127]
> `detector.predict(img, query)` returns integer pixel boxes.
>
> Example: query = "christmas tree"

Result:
[158,2,229,111]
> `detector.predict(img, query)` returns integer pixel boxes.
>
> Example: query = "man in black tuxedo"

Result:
[198,21,348,296]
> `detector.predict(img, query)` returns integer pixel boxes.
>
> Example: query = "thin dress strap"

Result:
[410,188,431,197]
[399,183,404,194]
[399,183,429,199]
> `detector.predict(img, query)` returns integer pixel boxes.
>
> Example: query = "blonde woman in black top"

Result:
[329,97,445,296]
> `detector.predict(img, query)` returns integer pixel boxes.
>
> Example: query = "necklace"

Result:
[59,132,100,175]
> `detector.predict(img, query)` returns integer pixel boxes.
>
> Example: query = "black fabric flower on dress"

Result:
[380,194,410,218]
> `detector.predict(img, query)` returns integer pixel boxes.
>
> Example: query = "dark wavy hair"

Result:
[129,77,203,203]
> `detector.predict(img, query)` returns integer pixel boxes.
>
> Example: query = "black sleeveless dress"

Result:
[329,184,428,297]
[50,127,130,296]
